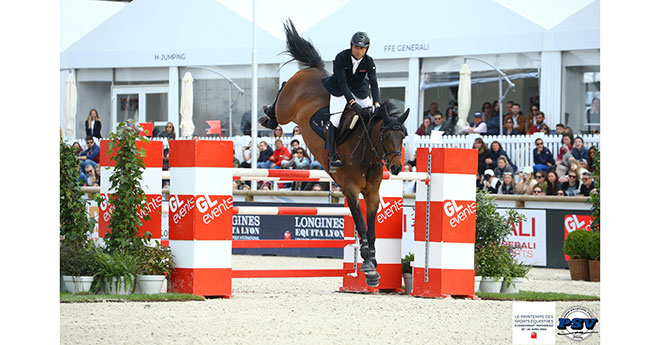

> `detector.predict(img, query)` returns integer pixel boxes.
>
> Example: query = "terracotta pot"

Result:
[588,260,600,282]
[567,259,590,281]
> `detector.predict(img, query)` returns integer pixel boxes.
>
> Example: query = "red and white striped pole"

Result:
[341,166,404,293]
[412,147,477,298]
[98,139,163,244]
[168,140,234,297]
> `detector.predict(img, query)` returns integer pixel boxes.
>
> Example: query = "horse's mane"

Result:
[282,19,326,71]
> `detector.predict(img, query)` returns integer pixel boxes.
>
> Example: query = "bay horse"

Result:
[261,20,409,287]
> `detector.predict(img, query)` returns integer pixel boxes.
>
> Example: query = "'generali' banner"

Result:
[497,209,547,266]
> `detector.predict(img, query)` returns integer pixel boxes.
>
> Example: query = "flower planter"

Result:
[62,275,94,293]
[474,276,482,293]
[402,273,413,294]
[588,260,600,282]
[479,277,503,293]
[500,277,524,294]
[567,259,590,281]
[137,275,166,294]
[104,277,134,295]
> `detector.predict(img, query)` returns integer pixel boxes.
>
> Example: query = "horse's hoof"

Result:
[366,276,380,287]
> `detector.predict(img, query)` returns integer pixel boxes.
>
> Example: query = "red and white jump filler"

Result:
[413,148,478,298]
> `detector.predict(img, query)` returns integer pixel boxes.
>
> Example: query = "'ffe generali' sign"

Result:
[497,209,547,266]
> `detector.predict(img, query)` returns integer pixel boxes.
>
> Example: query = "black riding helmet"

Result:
[351,31,370,48]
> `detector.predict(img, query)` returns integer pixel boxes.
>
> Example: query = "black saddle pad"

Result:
[309,106,369,145]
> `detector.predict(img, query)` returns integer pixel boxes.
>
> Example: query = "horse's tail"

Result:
[283,19,325,71]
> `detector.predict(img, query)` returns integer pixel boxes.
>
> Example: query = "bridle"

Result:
[351,106,408,170]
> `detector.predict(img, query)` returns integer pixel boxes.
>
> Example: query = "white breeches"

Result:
[329,93,373,127]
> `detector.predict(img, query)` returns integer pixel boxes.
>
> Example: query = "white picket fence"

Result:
[74,133,600,172]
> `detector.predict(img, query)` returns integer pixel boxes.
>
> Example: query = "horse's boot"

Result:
[326,123,343,168]
[258,115,279,130]
[359,244,380,287]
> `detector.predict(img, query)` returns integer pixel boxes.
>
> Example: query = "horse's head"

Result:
[378,103,409,175]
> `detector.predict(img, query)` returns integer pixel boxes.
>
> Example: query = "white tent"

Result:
[60,0,285,69]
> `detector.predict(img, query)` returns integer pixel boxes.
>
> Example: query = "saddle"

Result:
[310,104,368,145]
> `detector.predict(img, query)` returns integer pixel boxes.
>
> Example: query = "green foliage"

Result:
[60,244,99,276]
[60,139,96,249]
[475,189,526,251]
[563,229,592,260]
[401,252,414,274]
[136,243,176,276]
[96,122,152,253]
[93,250,139,293]
[589,149,600,231]
[502,255,531,288]
[586,230,600,260]
[475,242,511,278]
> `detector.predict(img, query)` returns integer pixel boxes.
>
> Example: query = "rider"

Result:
[322,31,381,168]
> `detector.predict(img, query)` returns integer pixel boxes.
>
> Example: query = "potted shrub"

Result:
[476,243,510,293]
[93,250,139,295]
[401,253,414,294]
[474,261,482,294]
[586,231,600,282]
[563,229,592,281]
[501,256,531,294]
[136,243,175,294]
[60,245,98,293]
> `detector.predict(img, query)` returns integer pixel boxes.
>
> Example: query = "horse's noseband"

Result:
[380,121,407,167]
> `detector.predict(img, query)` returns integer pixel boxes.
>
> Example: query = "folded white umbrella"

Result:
[64,73,77,137]
[457,63,471,131]
[179,72,195,137]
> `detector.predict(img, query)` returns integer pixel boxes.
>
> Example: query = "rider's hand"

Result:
[374,102,380,108]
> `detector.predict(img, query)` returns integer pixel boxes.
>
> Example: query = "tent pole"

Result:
[250,0,258,190]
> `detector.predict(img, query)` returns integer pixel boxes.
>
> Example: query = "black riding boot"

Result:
[326,123,343,168]
[258,82,286,130]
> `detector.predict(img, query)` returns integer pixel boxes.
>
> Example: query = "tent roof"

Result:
[60,0,285,69]
[302,0,599,61]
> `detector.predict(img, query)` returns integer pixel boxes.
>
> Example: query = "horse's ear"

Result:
[398,108,410,123]
[381,104,391,122]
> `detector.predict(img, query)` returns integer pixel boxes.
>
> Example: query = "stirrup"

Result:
[330,154,343,168]
[348,115,359,130]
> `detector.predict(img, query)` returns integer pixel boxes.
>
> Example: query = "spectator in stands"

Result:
[162,148,170,171]
[78,136,100,181]
[431,113,448,132]
[85,108,102,139]
[415,117,433,136]
[72,142,83,156]
[554,123,566,136]
[290,147,310,169]
[556,189,566,196]
[82,164,99,187]
[158,122,176,139]
[310,158,323,170]
[402,163,416,193]
[561,171,581,196]
[481,102,494,120]
[473,137,491,176]
[444,106,458,135]
[280,139,301,168]
[493,156,514,179]
[498,172,516,195]
[502,117,519,135]
[292,126,302,136]
[259,182,272,191]
[406,151,416,168]
[480,169,501,194]
[311,184,323,191]
[532,186,545,196]
[424,102,441,118]
[240,142,253,168]
[533,170,548,193]
[564,126,575,138]
[504,103,527,134]
[240,110,252,135]
[504,101,514,117]
[488,141,517,173]
[555,134,574,177]
[587,146,598,172]
[462,112,487,134]
[528,110,546,134]
[540,124,551,136]
[545,171,560,196]
[571,136,589,162]
[262,139,290,169]
[532,138,555,172]
[273,125,284,138]
[579,171,595,196]
[256,141,274,169]
[516,166,536,195]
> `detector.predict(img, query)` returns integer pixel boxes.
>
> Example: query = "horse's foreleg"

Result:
[364,190,380,267]
[344,188,379,287]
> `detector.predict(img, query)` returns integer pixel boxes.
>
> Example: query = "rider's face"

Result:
[351,45,367,60]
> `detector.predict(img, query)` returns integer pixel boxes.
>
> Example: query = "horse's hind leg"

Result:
[344,187,380,287]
